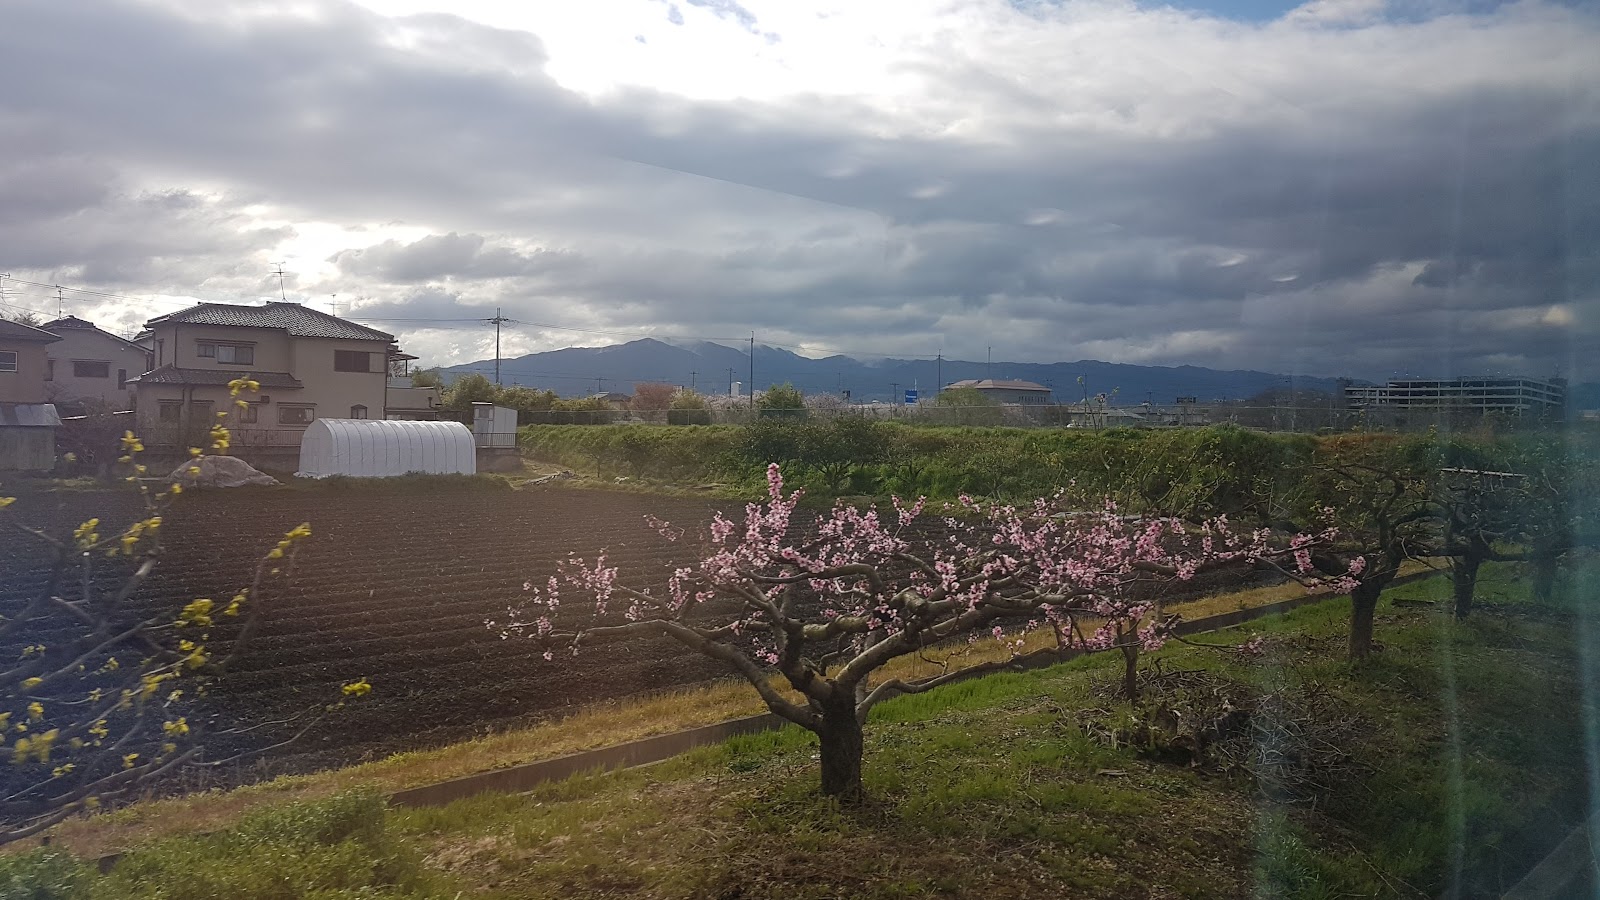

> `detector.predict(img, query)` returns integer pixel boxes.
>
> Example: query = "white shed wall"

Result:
[296,418,477,477]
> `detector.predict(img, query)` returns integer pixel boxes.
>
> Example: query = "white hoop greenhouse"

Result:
[295,418,477,478]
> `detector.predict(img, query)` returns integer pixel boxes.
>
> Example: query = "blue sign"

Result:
[904,389,919,404]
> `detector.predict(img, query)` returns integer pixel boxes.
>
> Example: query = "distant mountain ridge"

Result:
[438,338,1359,404]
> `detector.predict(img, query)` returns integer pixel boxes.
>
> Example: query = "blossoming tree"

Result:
[499,464,1353,801]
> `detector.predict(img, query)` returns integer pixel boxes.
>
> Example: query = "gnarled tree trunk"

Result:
[817,695,865,803]
[1121,643,1141,703]
[1349,578,1383,659]
[1452,553,1482,620]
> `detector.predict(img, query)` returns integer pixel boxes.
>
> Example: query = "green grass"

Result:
[4,561,1590,898]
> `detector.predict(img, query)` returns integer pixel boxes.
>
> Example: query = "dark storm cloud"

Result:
[0,0,1594,379]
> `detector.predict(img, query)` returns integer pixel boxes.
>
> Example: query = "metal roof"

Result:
[127,365,304,389]
[946,379,1050,392]
[0,319,63,344]
[144,302,394,342]
[0,403,62,427]
[40,316,151,351]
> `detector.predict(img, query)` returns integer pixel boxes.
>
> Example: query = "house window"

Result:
[278,405,316,426]
[0,351,16,373]
[334,350,375,372]
[197,342,254,365]
[158,400,183,423]
[239,402,260,424]
[190,400,214,424]
[73,360,110,379]
[350,404,368,419]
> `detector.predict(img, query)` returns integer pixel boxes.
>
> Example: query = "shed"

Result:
[296,418,477,478]
[0,403,61,472]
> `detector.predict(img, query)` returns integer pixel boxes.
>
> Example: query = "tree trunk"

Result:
[817,698,865,803]
[1531,554,1559,605]
[1452,554,1482,620]
[1121,643,1141,703]
[1349,579,1381,660]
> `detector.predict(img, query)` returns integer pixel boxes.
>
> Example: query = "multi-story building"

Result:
[131,302,397,450]
[1344,376,1566,417]
[943,378,1053,405]
[39,315,153,412]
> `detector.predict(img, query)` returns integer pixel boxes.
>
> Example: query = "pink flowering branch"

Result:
[491,464,1352,801]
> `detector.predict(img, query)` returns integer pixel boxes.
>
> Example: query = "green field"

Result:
[6,562,1590,899]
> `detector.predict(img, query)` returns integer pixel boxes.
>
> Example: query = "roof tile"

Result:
[128,366,303,389]
[145,302,393,342]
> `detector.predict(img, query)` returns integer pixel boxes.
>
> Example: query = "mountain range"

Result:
[437,339,1358,405]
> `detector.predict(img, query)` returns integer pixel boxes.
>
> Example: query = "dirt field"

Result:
[1,483,737,785]
[1,481,1287,791]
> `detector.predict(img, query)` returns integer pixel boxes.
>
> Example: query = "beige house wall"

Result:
[44,329,151,409]
[0,341,52,404]
[287,337,388,421]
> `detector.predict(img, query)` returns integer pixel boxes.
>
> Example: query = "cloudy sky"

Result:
[1,0,1595,382]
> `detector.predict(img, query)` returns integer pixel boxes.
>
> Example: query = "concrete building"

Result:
[39,316,153,412]
[944,378,1053,405]
[0,319,59,404]
[1345,377,1566,417]
[0,318,63,470]
[130,302,396,452]
[384,350,442,420]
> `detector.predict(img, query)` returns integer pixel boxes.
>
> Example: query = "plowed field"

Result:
[1,484,732,783]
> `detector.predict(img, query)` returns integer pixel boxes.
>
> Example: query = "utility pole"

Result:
[689,370,697,392]
[748,332,755,406]
[488,307,510,385]
[891,382,900,406]
[727,367,735,397]
[270,263,289,302]
[55,285,65,318]
[986,346,992,382]
[936,352,942,395]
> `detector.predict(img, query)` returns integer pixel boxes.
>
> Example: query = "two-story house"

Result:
[1,318,64,470]
[130,302,395,451]
[39,315,153,413]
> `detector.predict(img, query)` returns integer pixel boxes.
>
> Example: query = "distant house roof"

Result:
[127,365,304,389]
[144,302,394,342]
[40,315,150,351]
[589,391,632,403]
[0,319,63,344]
[946,379,1050,392]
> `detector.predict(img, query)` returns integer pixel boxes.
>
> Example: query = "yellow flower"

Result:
[169,484,183,495]
[122,753,140,770]
[190,446,203,457]
[21,677,42,690]
[120,432,144,452]
[0,497,14,509]
[61,452,77,463]
[341,679,373,698]
[162,718,189,737]
[27,702,43,721]
[178,599,214,627]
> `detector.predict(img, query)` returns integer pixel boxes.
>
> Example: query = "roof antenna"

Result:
[270,263,290,303]
[55,285,65,318]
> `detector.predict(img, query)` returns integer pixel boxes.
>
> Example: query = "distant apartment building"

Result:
[1344,376,1566,417]
[131,302,397,449]
[39,315,153,412]
[944,378,1053,405]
